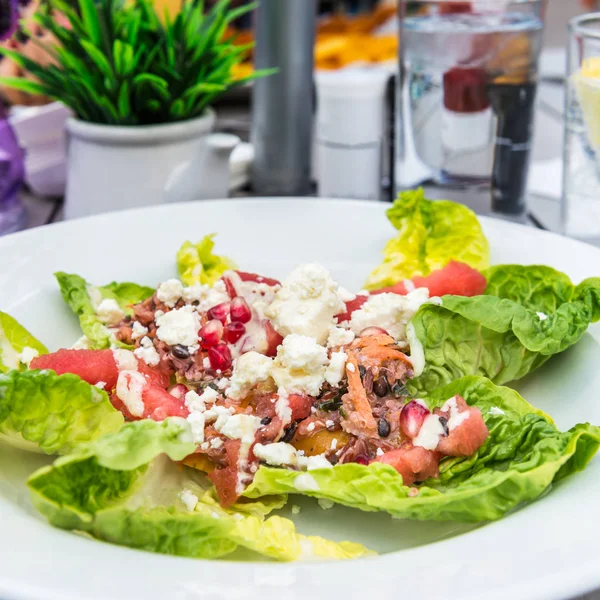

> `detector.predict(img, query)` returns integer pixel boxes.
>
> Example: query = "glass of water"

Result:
[563,13,600,244]
[396,0,546,219]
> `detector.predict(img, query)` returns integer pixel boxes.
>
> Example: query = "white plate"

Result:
[1,199,600,600]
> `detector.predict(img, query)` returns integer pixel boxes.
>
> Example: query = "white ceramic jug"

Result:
[64,109,240,220]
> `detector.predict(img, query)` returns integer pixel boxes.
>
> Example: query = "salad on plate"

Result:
[2,190,600,562]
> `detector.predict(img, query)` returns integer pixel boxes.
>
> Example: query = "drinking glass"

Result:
[396,0,546,220]
[562,13,600,244]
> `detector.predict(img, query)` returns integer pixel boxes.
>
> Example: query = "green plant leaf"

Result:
[0,77,48,96]
[81,39,114,78]
[79,0,103,46]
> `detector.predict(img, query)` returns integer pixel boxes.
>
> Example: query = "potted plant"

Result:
[0,0,270,218]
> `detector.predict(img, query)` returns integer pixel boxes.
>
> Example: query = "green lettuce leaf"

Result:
[365,189,490,290]
[28,419,372,561]
[0,311,47,372]
[177,234,237,286]
[409,266,600,394]
[0,369,124,454]
[245,377,600,522]
[55,272,154,349]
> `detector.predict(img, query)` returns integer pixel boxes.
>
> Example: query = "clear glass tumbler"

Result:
[562,13,600,244]
[396,0,546,219]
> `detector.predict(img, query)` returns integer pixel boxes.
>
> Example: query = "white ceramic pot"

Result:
[64,110,222,219]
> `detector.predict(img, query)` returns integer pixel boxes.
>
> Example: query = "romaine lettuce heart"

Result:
[55,272,155,349]
[409,266,600,393]
[0,369,123,454]
[244,377,600,522]
[27,418,373,561]
[0,311,48,372]
[365,189,490,290]
[176,234,237,286]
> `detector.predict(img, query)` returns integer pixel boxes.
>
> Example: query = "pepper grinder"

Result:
[251,0,317,196]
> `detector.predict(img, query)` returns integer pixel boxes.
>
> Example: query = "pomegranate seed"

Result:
[359,326,389,337]
[168,384,188,400]
[399,400,430,439]
[230,296,252,323]
[199,319,223,348]
[207,302,230,323]
[223,321,246,344]
[354,454,370,466]
[208,343,233,371]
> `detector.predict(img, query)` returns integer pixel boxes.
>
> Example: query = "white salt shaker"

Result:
[315,68,391,200]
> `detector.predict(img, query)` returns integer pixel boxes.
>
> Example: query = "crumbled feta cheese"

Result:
[318,498,335,510]
[413,414,446,450]
[306,422,316,432]
[376,448,384,457]
[291,505,301,515]
[326,326,355,348]
[227,351,274,400]
[182,283,207,304]
[204,405,235,430]
[338,287,356,302]
[275,389,292,425]
[131,321,149,340]
[154,310,165,319]
[178,489,198,512]
[187,412,206,444]
[115,370,146,417]
[489,406,505,416]
[71,335,91,350]
[299,454,333,470]
[156,279,184,308]
[266,264,346,344]
[185,387,219,415]
[195,280,230,313]
[112,349,138,371]
[349,288,431,341]
[326,420,335,429]
[96,298,125,326]
[441,396,471,431]
[253,442,299,467]
[324,351,347,387]
[330,438,338,450]
[537,311,548,321]
[210,437,224,449]
[347,363,355,373]
[17,346,38,367]
[203,357,211,369]
[271,334,329,397]
[216,378,230,390]
[294,473,320,491]
[95,381,106,390]
[216,413,262,444]
[134,342,160,367]
[200,441,209,450]
[156,305,200,347]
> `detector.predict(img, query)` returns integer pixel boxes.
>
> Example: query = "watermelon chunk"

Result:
[31,349,120,390]
[337,261,487,322]
[374,261,487,298]
[372,444,440,486]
